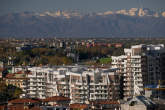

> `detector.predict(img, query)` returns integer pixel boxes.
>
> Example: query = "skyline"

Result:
[0,0,165,15]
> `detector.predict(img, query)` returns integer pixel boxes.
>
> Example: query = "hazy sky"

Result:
[0,0,165,15]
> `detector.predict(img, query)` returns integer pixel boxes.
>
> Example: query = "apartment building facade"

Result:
[12,66,120,103]
[112,49,144,99]
[112,44,165,100]
[68,68,120,103]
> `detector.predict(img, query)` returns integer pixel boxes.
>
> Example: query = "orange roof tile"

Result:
[0,68,4,72]
[31,106,42,110]
[70,104,88,109]
[0,105,5,109]
[42,96,70,102]
[9,98,39,104]
[16,71,23,74]
[6,77,29,80]
[6,74,15,78]
[90,100,119,105]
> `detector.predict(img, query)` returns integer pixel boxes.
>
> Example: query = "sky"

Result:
[0,0,165,15]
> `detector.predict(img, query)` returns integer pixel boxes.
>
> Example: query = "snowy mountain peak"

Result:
[12,8,165,18]
[38,10,82,18]
[97,8,164,17]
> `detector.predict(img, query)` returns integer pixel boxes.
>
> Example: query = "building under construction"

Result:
[112,44,165,100]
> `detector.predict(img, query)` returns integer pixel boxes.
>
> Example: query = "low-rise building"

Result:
[5,73,29,98]
[121,96,156,110]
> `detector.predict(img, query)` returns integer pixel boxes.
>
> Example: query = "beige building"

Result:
[5,77,29,98]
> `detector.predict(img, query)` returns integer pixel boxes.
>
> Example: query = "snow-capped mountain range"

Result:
[0,8,165,38]
[36,8,165,18]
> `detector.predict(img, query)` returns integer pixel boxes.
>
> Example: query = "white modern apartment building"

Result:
[68,68,120,103]
[112,44,165,100]
[112,48,144,100]
[111,55,127,75]
[12,66,59,99]
[12,66,120,103]
[26,67,57,99]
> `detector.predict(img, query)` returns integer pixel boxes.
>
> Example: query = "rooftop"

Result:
[9,98,39,104]
[42,96,70,102]
[90,100,119,105]
[124,96,156,107]
[70,103,88,109]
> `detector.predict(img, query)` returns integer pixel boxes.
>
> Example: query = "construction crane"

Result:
[144,80,165,100]
[144,80,165,90]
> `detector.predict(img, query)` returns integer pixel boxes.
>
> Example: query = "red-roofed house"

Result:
[70,103,89,110]
[8,98,40,110]
[115,43,122,48]
[42,96,70,106]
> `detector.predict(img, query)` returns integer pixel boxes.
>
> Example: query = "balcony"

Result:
[138,88,144,91]
[36,80,45,82]
[28,92,36,95]
[76,82,83,85]
[137,83,143,87]
[46,85,53,88]
[124,78,133,81]
[96,92,108,95]
[59,82,67,84]
[131,56,141,59]
[135,78,143,82]
[46,90,53,93]
[124,83,134,86]
[124,87,132,91]
[135,74,142,77]
[131,64,141,67]
[27,88,36,91]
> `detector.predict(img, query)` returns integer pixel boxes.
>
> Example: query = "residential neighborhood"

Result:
[0,38,165,110]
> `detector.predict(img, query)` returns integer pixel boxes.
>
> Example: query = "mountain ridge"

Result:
[35,8,165,18]
[0,8,165,38]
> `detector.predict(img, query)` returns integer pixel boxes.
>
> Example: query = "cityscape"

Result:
[0,0,165,110]
[0,38,165,110]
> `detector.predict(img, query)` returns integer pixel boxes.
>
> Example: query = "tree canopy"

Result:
[0,80,22,102]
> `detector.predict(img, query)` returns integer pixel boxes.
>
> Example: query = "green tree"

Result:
[0,81,22,102]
